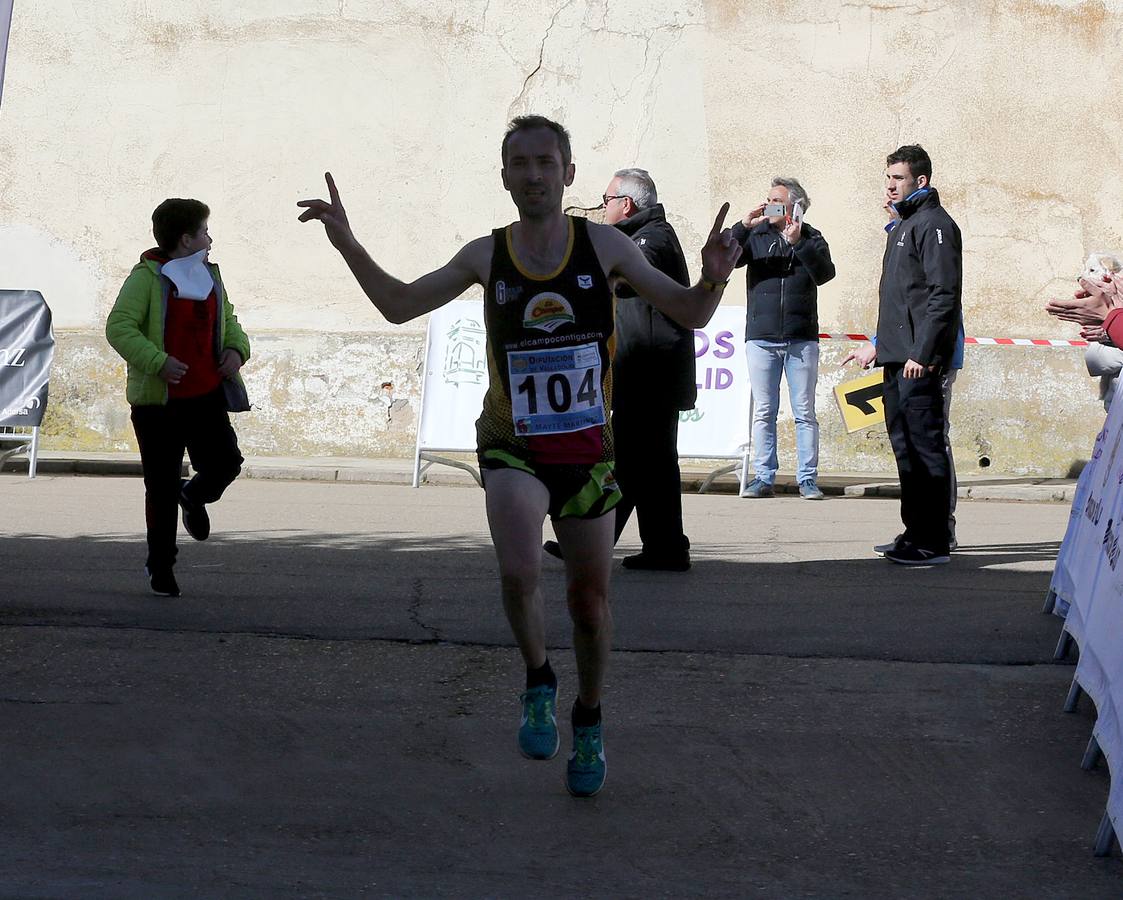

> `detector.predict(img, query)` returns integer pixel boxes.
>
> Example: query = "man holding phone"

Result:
[731,177,836,500]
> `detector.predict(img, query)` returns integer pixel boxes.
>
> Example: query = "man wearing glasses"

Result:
[545,168,695,571]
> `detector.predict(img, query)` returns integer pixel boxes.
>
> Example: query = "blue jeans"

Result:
[746,339,820,484]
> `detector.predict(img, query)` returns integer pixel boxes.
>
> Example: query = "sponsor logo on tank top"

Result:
[495,280,523,306]
[577,274,593,289]
[523,292,576,333]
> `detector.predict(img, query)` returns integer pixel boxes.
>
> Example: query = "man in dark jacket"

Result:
[731,178,835,500]
[868,144,962,565]
[544,168,695,570]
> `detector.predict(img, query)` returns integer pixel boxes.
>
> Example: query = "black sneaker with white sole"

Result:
[884,543,950,566]
[874,534,905,555]
[179,479,210,541]
[145,566,181,597]
[877,534,957,555]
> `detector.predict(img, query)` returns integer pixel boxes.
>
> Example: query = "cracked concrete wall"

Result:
[1,0,1121,471]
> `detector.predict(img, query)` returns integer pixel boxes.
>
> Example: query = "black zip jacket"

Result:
[875,188,962,368]
[730,219,835,342]
[612,204,697,411]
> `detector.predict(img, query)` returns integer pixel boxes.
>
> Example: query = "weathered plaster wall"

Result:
[2,0,1121,472]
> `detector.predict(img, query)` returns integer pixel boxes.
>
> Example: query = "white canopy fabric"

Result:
[0,0,12,108]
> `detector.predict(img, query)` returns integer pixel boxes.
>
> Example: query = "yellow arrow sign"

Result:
[834,369,886,433]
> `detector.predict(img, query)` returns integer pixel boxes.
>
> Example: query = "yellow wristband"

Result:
[701,277,728,292]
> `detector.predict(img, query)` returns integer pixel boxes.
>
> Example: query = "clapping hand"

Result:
[1045,274,1118,326]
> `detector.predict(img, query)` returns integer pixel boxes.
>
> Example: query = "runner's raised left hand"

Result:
[700,203,742,282]
[298,172,358,253]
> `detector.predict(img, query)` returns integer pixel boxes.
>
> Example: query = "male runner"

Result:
[298,115,740,797]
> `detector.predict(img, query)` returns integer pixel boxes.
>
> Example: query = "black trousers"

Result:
[611,401,688,554]
[130,388,243,571]
[882,365,951,553]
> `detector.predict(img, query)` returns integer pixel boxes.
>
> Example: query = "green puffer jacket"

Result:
[105,253,251,407]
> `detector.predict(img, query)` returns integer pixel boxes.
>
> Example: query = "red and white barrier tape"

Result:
[817,333,1088,347]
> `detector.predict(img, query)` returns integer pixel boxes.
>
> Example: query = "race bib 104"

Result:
[508,342,605,436]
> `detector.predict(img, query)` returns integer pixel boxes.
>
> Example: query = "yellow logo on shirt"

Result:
[523,292,575,333]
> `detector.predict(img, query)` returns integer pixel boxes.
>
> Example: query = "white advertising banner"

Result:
[1048,460,1094,623]
[415,298,489,453]
[0,0,12,109]
[1048,394,1123,837]
[1051,402,1123,643]
[414,300,750,462]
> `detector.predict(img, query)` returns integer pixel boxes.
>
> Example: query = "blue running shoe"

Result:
[518,684,559,760]
[566,722,607,797]
[739,477,773,499]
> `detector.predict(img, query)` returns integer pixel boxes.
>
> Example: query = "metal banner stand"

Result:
[412,451,482,488]
[1046,605,1120,858]
[1095,811,1117,857]
[1054,627,1074,662]
[696,389,753,495]
[1042,587,1057,615]
[0,425,39,478]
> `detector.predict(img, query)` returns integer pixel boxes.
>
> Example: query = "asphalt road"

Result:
[0,475,1118,898]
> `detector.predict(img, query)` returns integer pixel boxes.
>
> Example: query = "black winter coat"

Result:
[612,204,697,411]
[875,188,962,369]
[730,220,836,342]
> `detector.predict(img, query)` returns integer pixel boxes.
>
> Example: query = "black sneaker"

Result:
[543,540,563,561]
[179,479,210,541]
[145,566,181,597]
[884,543,950,566]
[874,533,905,554]
[621,551,691,572]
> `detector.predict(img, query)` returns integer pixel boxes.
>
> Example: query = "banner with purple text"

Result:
[677,305,749,458]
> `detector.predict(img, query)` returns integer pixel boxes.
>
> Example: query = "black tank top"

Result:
[475,216,616,465]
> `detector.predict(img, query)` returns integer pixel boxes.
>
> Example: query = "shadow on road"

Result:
[3,531,1065,665]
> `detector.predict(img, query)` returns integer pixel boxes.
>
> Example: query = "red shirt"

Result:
[1105,309,1123,350]
[164,280,222,400]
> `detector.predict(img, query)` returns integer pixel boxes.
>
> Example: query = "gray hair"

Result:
[772,176,810,212]
[614,168,658,209]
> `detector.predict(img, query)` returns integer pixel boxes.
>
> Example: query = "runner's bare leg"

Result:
[553,513,615,708]
[484,468,550,670]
